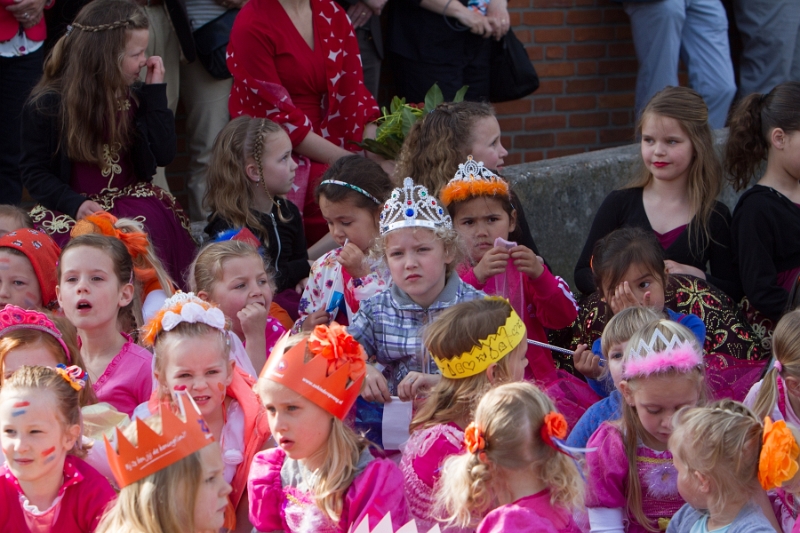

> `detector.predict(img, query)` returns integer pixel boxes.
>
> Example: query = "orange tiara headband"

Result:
[104,393,215,488]
[261,323,366,419]
[440,156,510,207]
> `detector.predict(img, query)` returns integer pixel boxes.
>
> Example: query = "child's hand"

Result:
[511,245,545,279]
[664,260,706,280]
[238,302,267,340]
[76,200,105,220]
[338,242,369,279]
[474,246,510,284]
[362,365,391,403]
[301,309,330,332]
[608,281,649,314]
[145,56,165,85]
[397,372,440,402]
[573,344,602,380]
[295,277,308,294]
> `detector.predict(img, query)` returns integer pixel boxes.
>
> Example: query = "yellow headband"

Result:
[433,309,526,379]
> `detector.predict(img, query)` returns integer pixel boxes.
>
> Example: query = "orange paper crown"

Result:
[104,393,215,488]
[261,323,366,420]
[440,156,510,207]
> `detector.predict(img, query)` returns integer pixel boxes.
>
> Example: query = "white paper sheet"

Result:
[381,396,413,450]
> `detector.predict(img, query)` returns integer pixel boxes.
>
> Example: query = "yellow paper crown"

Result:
[432,307,526,379]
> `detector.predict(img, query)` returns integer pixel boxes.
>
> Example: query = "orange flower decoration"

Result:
[759,417,800,490]
[540,412,568,450]
[307,322,366,383]
[464,422,486,454]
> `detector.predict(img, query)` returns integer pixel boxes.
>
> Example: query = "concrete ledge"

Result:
[501,130,741,289]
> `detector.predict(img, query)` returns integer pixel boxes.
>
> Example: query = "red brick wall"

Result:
[499,0,638,165]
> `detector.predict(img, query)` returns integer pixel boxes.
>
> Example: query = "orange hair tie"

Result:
[759,417,800,490]
[540,412,568,452]
[464,422,486,454]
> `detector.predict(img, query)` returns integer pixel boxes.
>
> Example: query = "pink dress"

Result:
[586,423,684,533]
[248,447,409,533]
[91,333,154,416]
[0,456,116,532]
[477,490,581,533]
[399,422,472,532]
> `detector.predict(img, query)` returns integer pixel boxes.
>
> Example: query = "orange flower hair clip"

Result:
[307,322,367,383]
[759,417,800,490]
[464,422,486,455]
[540,412,569,452]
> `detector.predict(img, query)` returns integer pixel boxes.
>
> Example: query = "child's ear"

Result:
[197,290,209,301]
[785,375,800,398]
[771,127,787,150]
[64,423,81,450]
[693,470,712,494]
[485,363,497,384]
[245,160,260,183]
[55,284,62,307]
[224,358,235,386]
[619,380,635,406]
[119,281,135,307]
[508,209,517,234]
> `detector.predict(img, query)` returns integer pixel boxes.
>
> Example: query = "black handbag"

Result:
[192,9,239,80]
[489,29,539,103]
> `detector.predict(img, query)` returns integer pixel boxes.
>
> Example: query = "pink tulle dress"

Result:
[477,490,581,533]
[399,422,472,533]
[586,423,685,533]
[248,447,409,532]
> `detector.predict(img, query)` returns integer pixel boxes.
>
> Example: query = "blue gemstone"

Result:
[405,208,415,217]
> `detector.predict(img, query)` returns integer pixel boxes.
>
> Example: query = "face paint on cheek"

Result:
[173,385,187,392]
[41,446,56,457]
[218,381,226,400]
[43,455,57,464]
[23,292,38,307]
[13,402,30,408]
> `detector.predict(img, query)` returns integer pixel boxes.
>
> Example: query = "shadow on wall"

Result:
[502,129,742,290]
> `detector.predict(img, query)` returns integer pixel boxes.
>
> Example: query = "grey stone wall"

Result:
[501,130,742,290]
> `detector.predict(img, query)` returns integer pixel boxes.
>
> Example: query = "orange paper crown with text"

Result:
[104,393,215,488]
[261,323,366,420]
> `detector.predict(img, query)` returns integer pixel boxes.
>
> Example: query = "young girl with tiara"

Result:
[726,82,800,326]
[20,0,196,285]
[440,156,598,425]
[745,309,800,531]
[56,234,153,416]
[667,400,781,533]
[204,116,310,314]
[140,292,270,531]
[400,297,528,531]
[70,211,175,324]
[97,393,232,533]
[295,156,394,332]
[348,178,484,402]
[0,228,61,311]
[250,323,409,532]
[190,240,286,374]
[586,319,707,533]
[574,86,740,301]
[394,101,541,254]
[437,382,584,533]
[0,365,116,532]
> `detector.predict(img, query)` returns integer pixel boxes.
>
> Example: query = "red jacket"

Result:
[0,0,52,43]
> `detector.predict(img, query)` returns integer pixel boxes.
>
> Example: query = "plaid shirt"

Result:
[348,272,485,394]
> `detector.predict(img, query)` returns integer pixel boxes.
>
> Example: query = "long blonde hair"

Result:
[619,319,707,532]
[255,335,370,523]
[188,240,274,296]
[752,310,800,419]
[94,414,205,533]
[437,382,584,529]
[627,86,723,254]
[670,400,762,512]
[30,0,148,166]
[204,116,287,244]
[410,298,520,432]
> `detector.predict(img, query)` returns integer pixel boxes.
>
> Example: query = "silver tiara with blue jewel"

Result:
[379,177,452,235]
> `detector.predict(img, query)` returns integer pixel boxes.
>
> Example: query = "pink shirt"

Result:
[91,333,154,416]
[477,490,581,533]
[0,456,116,533]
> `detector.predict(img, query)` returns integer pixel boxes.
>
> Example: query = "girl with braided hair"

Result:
[204,116,310,317]
[20,0,197,288]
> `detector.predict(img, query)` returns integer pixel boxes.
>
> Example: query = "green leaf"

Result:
[390,96,405,114]
[401,106,417,138]
[424,83,444,113]
[454,85,469,103]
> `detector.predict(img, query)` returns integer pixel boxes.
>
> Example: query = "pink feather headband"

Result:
[623,346,702,379]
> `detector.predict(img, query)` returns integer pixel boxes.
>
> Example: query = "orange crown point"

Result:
[262,324,366,419]
[104,393,214,488]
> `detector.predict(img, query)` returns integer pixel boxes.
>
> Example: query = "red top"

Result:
[0,456,116,533]
[0,0,51,43]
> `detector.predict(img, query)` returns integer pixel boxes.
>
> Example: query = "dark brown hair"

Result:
[315,155,394,212]
[592,227,666,298]
[726,81,800,191]
[30,0,149,166]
